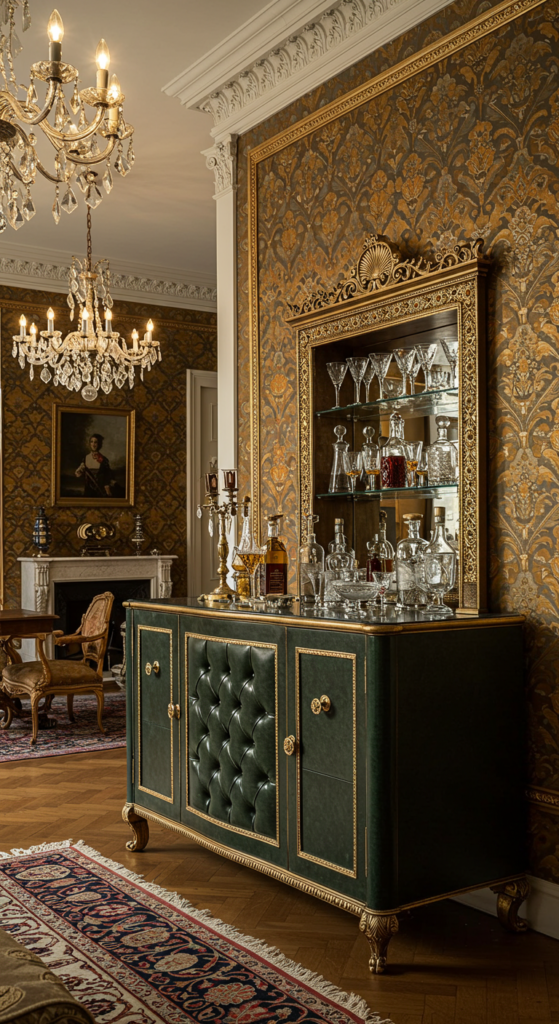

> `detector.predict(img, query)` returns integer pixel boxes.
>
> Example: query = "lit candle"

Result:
[145,319,153,343]
[104,307,112,333]
[47,9,64,62]
[47,307,54,333]
[132,329,139,353]
[95,38,110,91]
[30,323,37,346]
[81,308,89,335]
[19,314,26,339]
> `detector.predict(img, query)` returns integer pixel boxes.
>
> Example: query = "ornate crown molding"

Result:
[287,234,485,316]
[164,0,454,137]
[0,245,217,311]
[203,135,238,199]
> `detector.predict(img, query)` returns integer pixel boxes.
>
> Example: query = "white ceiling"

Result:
[0,0,267,288]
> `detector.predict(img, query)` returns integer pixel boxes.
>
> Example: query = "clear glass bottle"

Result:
[329,425,350,492]
[366,509,394,578]
[231,495,253,603]
[326,518,355,570]
[380,412,409,489]
[298,513,325,605]
[395,512,428,608]
[264,514,288,594]
[421,506,456,617]
[427,415,458,485]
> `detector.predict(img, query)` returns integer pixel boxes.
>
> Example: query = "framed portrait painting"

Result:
[52,405,135,507]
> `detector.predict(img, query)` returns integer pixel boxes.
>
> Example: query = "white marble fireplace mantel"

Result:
[19,554,176,660]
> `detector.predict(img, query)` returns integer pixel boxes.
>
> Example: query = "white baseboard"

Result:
[453,875,559,941]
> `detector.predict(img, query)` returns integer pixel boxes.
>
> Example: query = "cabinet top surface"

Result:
[124,596,523,634]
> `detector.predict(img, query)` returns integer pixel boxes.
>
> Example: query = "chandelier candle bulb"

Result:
[47,9,64,62]
[81,309,89,335]
[19,315,26,339]
[131,329,139,353]
[104,308,112,333]
[29,323,37,345]
[47,308,54,333]
[95,39,110,90]
[145,320,153,343]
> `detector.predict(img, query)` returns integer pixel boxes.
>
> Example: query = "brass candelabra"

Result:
[196,469,238,605]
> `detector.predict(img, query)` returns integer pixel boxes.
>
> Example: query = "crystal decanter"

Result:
[395,513,428,608]
[380,413,409,489]
[298,513,325,605]
[326,518,355,570]
[329,425,350,492]
[366,509,394,578]
[427,416,458,485]
[420,506,456,617]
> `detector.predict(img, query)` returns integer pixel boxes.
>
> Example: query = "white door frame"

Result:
[186,368,218,597]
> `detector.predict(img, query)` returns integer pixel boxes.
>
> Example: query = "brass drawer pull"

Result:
[167,703,180,720]
[145,661,160,677]
[311,695,331,715]
[283,735,297,756]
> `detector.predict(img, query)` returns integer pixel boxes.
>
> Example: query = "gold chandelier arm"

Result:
[39,105,106,145]
[65,136,116,166]
[1,80,58,126]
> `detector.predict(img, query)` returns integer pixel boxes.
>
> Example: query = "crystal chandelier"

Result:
[0,4,134,232]
[13,206,161,401]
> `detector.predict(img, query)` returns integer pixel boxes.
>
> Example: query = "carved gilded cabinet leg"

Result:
[490,877,530,932]
[359,911,399,973]
[122,803,149,852]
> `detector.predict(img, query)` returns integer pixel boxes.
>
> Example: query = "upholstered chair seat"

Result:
[0,592,114,745]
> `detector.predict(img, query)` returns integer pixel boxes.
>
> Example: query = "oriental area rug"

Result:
[0,692,126,761]
[0,842,392,1024]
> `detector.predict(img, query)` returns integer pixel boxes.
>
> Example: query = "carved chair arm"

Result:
[54,631,107,646]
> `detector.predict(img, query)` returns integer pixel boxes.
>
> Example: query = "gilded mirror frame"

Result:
[286,236,490,614]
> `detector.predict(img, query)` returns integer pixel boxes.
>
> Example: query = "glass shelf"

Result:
[316,483,459,500]
[315,387,458,421]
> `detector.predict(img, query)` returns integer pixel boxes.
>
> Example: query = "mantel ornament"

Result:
[287,234,485,317]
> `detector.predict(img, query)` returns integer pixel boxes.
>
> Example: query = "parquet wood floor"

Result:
[0,748,558,1024]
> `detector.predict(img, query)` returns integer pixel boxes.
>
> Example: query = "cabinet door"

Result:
[286,628,366,900]
[129,609,180,820]
[180,614,287,868]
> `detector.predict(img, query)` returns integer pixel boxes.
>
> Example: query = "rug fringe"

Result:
[72,840,394,1024]
[0,838,73,859]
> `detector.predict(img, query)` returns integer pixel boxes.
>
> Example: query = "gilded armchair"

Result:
[0,592,114,745]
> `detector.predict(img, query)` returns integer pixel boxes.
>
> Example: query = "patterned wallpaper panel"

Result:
[1,286,216,605]
[237,0,559,881]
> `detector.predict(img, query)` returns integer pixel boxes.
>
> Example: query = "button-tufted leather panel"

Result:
[187,637,276,839]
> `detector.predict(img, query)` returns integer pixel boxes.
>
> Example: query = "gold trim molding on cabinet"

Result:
[137,625,174,805]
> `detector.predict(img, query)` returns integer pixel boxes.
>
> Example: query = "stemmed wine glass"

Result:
[362,359,375,403]
[347,356,370,404]
[326,361,348,408]
[441,339,459,388]
[342,451,362,494]
[362,447,380,491]
[237,546,266,605]
[393,348,416,397]
[414,343,438,391]
[368,352,393,400]
[406,440,423,487]
[409,352,422,394]
[372,570,393,615]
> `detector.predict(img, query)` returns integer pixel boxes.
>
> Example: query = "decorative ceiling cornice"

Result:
[0,244,217,311]
[164,0,454,138]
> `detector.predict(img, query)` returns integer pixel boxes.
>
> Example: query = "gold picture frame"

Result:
[52,404,135,507]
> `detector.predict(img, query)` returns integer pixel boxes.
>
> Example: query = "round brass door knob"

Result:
[145,661,160,676]
[311,695,331,715]
[283,735,297,756]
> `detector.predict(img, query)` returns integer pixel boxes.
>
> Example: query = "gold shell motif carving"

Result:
[356,241,396,290]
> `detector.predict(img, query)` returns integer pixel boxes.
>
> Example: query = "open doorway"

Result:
[186,369,218,596]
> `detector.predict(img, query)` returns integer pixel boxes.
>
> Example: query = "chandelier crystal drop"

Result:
[13,206,161,402]
[0,4,134,232]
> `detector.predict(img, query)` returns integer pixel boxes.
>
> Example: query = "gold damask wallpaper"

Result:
[237,0,559,881]
[0,286,216,604]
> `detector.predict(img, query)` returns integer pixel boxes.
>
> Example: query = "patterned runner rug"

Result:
[0,841,393,1024]
[0,692,126,762]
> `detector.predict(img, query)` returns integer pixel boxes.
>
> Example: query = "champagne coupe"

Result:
[393,347,416,397]
[326,361,348,408]
[372,570,393,615]
[441,338,459,388]
[368,352,393,399]
[237,546,266,604]
[362,447,381,491]
[414,342,438,391]
[406,440,423,488]
[362,358,376,403]
[343,451,362,494]
[347,356,370,404]
[409,352,422,394]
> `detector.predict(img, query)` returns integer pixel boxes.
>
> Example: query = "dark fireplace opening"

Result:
[54,579,151,670]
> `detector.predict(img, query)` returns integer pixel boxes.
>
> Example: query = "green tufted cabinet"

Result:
[124,599,529,973]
